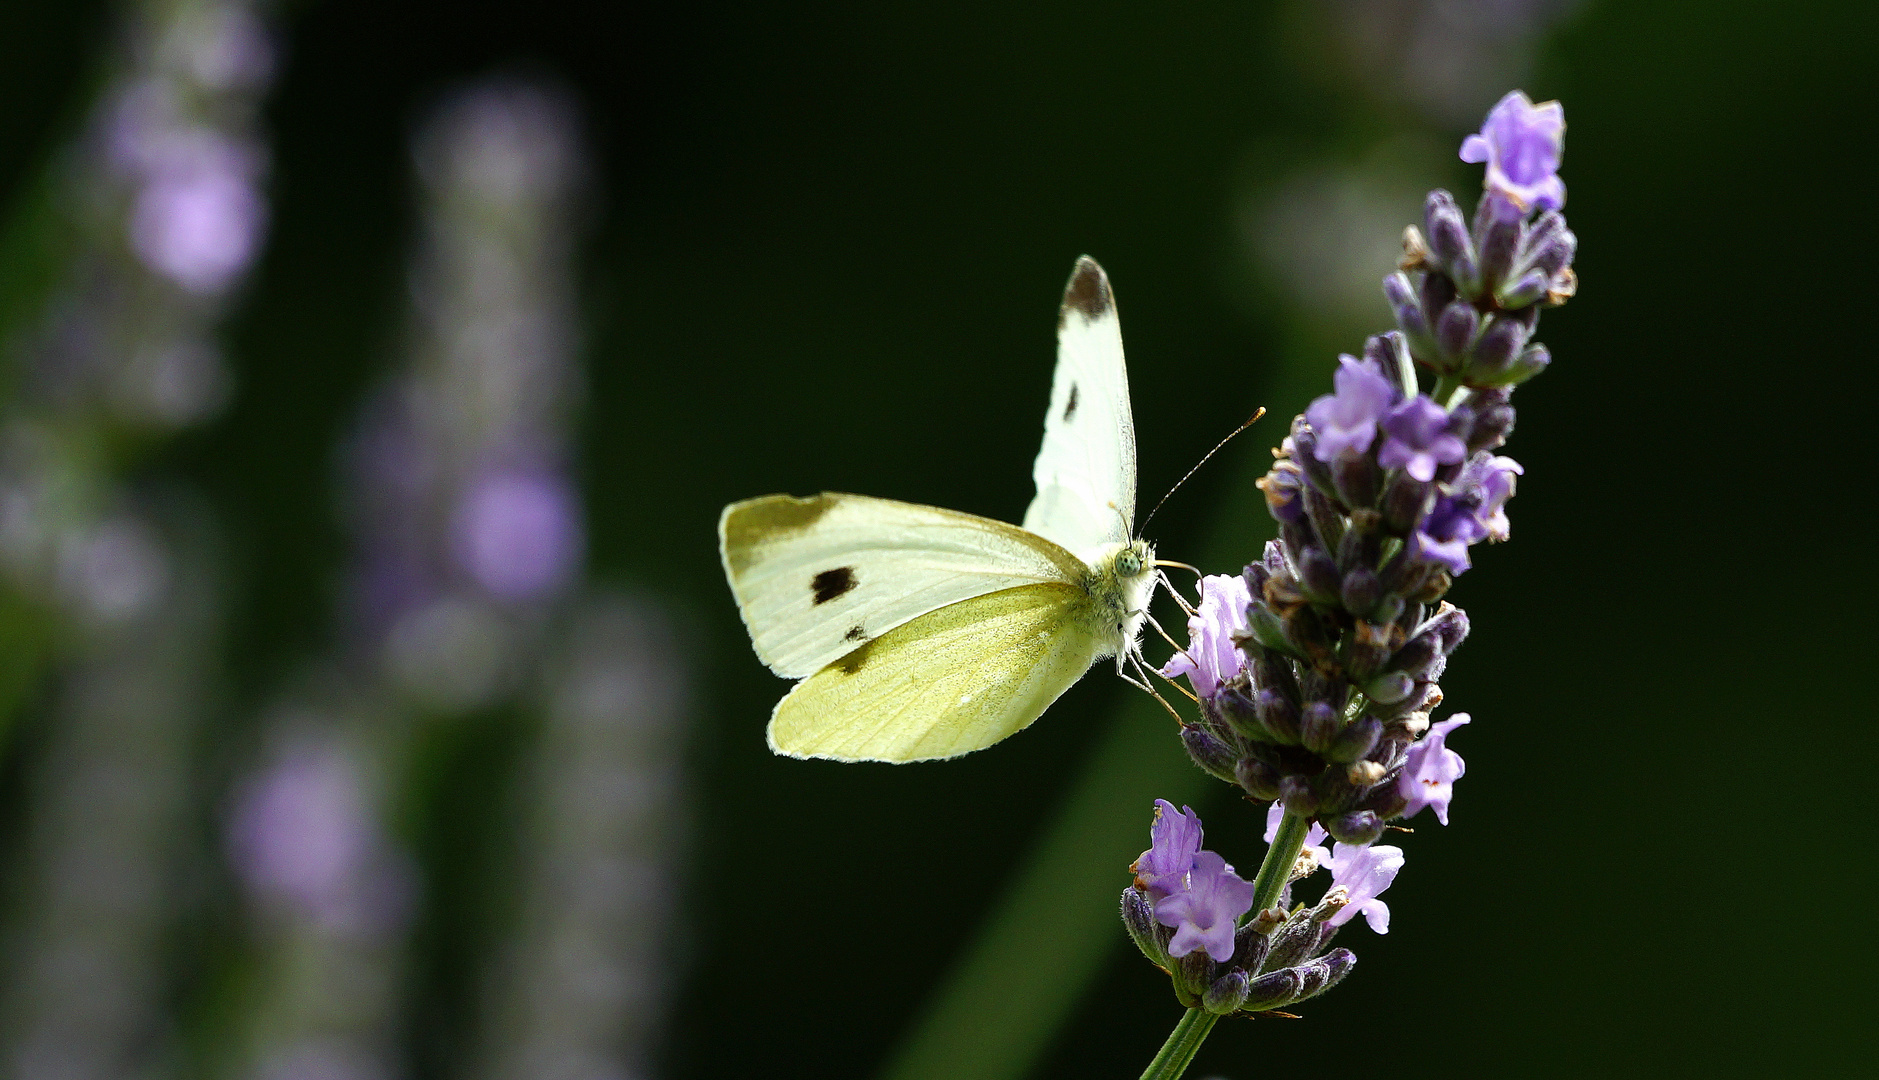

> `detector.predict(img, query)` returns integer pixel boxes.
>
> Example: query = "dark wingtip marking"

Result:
[1063,382,1080,422]
[1060,256,1113,326]
[843,624,867,642]
[812,567,857,605]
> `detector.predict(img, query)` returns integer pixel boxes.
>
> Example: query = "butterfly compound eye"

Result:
[1116,549,1143,577]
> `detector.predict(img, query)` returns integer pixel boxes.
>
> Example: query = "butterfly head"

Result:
[1113,539,1153,581]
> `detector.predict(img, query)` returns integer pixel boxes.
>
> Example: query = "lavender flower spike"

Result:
[1155,851,1255,962]
[1379,396,1468,482]
[1304,356,1395,461]
[1460,90,1566,212]
[1133,799,1203,898]
[1399,715,1471,825]
[1160,574,1252,698]
[1322,843,1405,934]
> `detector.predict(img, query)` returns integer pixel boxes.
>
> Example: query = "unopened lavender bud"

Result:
[1383,272,1428,338]
[1235,756,1281,799]
[1423,189,1478,293]
[1328,716,1382,764]
[1266,948,1358,1007]
[1496,268,1552,309]
[1300,701,1340,755]
[1467,387,1516,451]
[1363,331,1416,399]
[1503,343,1552,386]
[1520,211,1576,275]
[1434,300,1479,360]
[1296,545,1341,603]
[1257,913,1330,979]
[1203,970,1251,1015]
[1364,671,1415,705]
[1288,415,1336,494]
[1281,608,1334,668]
[1212,685,1260,739]
[1373,594,1405,627]
[1331,455,1380,508]
[1379,470,1433,534]
[1253,688,1301,743]
[1471,311,1533,372]
[1423,602,1471,654]
[1231,916,1274,975]
[1122,887,1173,968]
[1420,261,1457,315]
[1323,810,1384,846]
[1300,484,1346,554]
[1340,568,1381,618]
[1173,950,1213,1005]
[1182,724,1240,783]
[1279,774,1319,818]
[1473,190,1524,287]
[1245,604,1291,655]
[1243,967,1304,1011]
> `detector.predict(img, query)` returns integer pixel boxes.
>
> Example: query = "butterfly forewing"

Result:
[766,582,1107,762]
[719,492,1088,679]
[1022,256,1138,555]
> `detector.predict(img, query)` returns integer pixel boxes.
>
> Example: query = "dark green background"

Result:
[4,1,1874,1077]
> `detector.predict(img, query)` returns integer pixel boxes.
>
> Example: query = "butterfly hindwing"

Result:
[767,581,1107,762]
[1022,256,1138,555]
[719,492,1088,679]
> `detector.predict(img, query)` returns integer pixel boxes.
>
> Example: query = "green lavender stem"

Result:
[1137,1007,1218,1080]
[1136,810,1311,1079]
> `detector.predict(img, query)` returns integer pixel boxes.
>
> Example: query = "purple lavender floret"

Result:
[452,467,584,601]
[1411,454,1523,573]
[1460,90,1566,212]
[1132,799,1204,898]
[1378,396,1468,482]
[1155,851,1255,963]
[1322,842,1404,933]
[1399,715,1470,825]
[1160,574,1252,699]
[1304,356,1395,461]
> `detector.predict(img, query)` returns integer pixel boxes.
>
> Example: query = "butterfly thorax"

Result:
[1082,538,1156,660]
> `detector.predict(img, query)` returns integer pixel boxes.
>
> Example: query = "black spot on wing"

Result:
[835,636,878,675]
[844,624,867,642]
[1058,256,1113,327]
[812,567,857,605]
[1063,382,1079,422]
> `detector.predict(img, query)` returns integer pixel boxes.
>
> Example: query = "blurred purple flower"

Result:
[127,130,266,295]
[1379,396,1467,482]
[1133,798,1203,898]
[1322,842,1404,933]
[1154,851,1255,962]
[1159,574,1252,698]
[452,468,583,601]
[1399,714,1470,825]
[1305,356,1395,461]
[228,740,372,924]
[1460,90,1566,211]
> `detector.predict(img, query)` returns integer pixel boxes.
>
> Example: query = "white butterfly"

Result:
[718,257,1158,762]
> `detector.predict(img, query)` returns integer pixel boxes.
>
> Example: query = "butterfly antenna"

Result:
[1138,407,1266,536]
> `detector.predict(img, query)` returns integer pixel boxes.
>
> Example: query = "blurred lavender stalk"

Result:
[476,593,687,1080]
[0,1,275,1077]
[225,79,685,1080]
